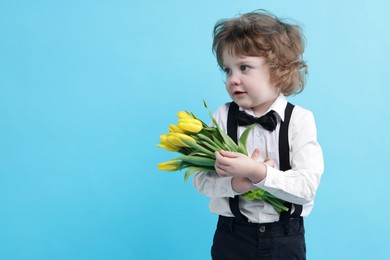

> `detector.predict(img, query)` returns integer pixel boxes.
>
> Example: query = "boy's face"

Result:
[222,50,279,116]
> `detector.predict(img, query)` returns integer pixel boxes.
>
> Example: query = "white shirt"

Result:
[192,94,324,223]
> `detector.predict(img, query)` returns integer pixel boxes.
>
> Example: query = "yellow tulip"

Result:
[177,111,194,120]
[158,160,182,171]
[177,118,203,133]
[168,124,184,133]
[157,134,180,152]
[167,133,196,148]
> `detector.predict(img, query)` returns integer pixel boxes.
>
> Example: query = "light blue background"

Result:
[1,0,389,259]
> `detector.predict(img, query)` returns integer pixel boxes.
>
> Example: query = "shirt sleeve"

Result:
[192,171,242,198]
[253,108,324,205]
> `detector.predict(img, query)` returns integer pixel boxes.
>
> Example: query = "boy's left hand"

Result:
[215,149,267,182]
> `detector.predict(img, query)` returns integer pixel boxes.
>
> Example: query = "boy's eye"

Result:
[240,65,250,72]
[223,68,231,75]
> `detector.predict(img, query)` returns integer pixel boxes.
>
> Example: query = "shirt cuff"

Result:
[223,176,243,197]
[252,164,280,189]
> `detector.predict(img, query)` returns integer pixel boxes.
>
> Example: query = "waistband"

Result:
[218,215,304,235]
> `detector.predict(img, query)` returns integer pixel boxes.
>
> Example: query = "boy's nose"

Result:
[229,72,241,85]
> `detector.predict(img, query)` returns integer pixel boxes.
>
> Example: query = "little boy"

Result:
[193,10,324,260]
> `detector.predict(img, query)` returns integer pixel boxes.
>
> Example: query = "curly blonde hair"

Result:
[212,10,308,96]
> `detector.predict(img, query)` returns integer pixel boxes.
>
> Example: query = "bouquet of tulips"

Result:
[157,101,288,213]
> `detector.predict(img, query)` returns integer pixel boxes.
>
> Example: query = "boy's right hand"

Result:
[231,149,275,193]
[231,177,256,193]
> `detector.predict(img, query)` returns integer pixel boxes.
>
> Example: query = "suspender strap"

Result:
[227,102,239,144]
[226,102,248,222]
[278,103,303,220]
[226,101,302,222]
[278,102,294,172]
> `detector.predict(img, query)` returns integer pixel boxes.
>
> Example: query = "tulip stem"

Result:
[182,139,215,158]
[197,133,222,151]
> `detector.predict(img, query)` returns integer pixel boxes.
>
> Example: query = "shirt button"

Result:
[259,226,266,232]
[256,131,261,137]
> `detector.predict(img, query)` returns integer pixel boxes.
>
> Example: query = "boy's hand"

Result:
[215,149,271,183]
[231,177,257,193]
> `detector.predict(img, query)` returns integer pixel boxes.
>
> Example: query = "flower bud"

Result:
[167,133,196,147]
[168,124,184,133]
[177,111,194,120]
[158,160,182,171]
[177,118,202,133]
[157,134,180,152]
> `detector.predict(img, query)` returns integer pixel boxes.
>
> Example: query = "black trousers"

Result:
[211,216,306,260]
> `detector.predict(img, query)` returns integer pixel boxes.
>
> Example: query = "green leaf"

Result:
[211,135,224,149]
[197,133,222,150]
[188,151,211,157]
[178,147,192,156]
[181,139,215,158]
[184,166,215,182]
[237,124,256,155]
[176,155,215,167]
[203,99,220,129]
[199,140,220,153]
[217,128,239,151]
[198,133,218,145]
[242,188,289,213]
[202,99,239,151]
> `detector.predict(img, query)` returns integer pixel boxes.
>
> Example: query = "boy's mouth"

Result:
[233,91,247,96]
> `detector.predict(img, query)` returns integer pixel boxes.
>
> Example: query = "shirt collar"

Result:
[240,93,288,122]
[268,93,287,122]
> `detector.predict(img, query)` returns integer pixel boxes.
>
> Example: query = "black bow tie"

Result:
[236,110,277,132]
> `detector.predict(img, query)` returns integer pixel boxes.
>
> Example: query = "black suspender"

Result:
[227,102,247,222]
[279,103,303,220]
[226,101,302,222]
